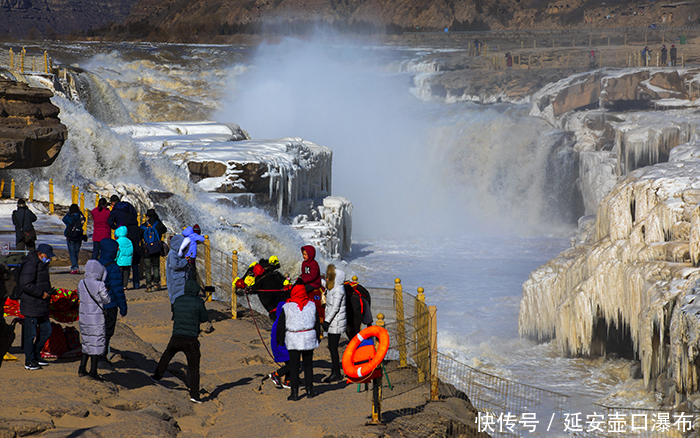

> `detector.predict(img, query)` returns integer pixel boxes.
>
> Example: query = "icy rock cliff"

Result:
[519,160,700,397]
[520,68,700,400]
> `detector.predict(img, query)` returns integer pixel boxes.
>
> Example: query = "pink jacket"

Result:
[91,206,112,242]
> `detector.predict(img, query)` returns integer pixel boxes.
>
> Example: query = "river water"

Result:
[2,38,657,428]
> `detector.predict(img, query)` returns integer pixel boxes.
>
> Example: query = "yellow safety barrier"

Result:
[29,182,33,202]
[394,278,407,367]
[49,179,54,213]
[10,179,15,199]
[231,250,238,319]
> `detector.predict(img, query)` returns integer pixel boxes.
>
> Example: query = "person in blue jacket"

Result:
[268,301,290,389]
[62,204,85,274]
[98,238,127,368]
[179,225,205,280]
[114,226,133,288]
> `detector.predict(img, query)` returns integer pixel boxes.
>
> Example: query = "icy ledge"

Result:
[519,159,700,401]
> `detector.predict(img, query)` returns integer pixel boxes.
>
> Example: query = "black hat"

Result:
[146,208,157,217]
[36,243,56,258]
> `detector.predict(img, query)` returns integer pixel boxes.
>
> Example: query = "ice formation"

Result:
[520,67,700,399]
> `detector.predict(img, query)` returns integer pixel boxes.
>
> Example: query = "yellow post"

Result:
[231,250,238,319]
[44,51,48,74]
[160,232,167,289]
[204,235,212,301]
[83,206,88,233]
[32,56,35,72]
[533,39,536,48]
[71,185,75,204]
[394,278,407,367]
[429,305,438,401]
[49,179,54,214]
[414,287,428,383]
[95,193,99,208]
[657,52,659,67]
[9,48,13,70]
[0,179,4,198]
[624,34,627,46]
[20,47,25,74]
[80,192,84,213]
[29,182,33,202]
[10,179,14,199]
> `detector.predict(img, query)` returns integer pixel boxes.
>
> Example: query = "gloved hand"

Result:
[120,309,127,317]
[322,321,330,332]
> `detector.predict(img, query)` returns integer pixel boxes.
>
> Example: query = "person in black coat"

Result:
[19,243,55,370]
[12,199,37,251]
[109,195,142,289]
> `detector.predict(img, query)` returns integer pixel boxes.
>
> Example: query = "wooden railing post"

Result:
[204,235,212,301]
[429,305,438,401]
[49,179,54,214]
[231,250,238,319]
[394,278,407,367]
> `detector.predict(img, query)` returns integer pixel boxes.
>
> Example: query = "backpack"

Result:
[344,281,372,324]
[143,221,162,256]
[65,214,83,241]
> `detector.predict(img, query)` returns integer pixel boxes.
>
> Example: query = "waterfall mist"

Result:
[215,38,578,238]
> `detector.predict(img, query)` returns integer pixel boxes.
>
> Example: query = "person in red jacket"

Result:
[298,245,321,293]
[298,245,324,321]
[90,198,111,260]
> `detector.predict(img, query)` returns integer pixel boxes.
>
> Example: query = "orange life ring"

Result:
[342,325,390,380]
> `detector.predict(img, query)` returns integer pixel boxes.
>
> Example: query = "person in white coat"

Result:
[276,284,320,401]
[323,265,346,383]
[77,259,111,380]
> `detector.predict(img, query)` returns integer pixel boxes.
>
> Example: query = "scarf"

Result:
[287,284,309,311]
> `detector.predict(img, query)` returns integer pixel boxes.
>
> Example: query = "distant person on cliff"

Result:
[671,45,677,66]
[151,278,208,404]
[109,195,141,289]
[276,284,320,401]
[19,243,55,370]
[77,259,111,381]
[661,45,668,66]
[140,209,167,292]
[505,52,513,69]
[12,199,37,252]
[167,234,189,306]
[322,264,346,383]
[178,225,204,281]
[63,204,86,275]
[115,226,133,289]
[98,238,127,369]
[642,46,652,66]
[473,39,482,57]
[90,198,111,260]
[589,50,596,69]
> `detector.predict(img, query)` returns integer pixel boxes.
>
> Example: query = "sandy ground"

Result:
[0,264,401,438]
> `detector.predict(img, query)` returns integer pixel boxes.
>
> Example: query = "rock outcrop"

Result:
[0,78,67,169]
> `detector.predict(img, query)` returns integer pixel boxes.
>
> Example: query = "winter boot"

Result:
[305,383,315,399]
[287,388,299,401]
[78,354,89,377]
[88,355,104,382]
